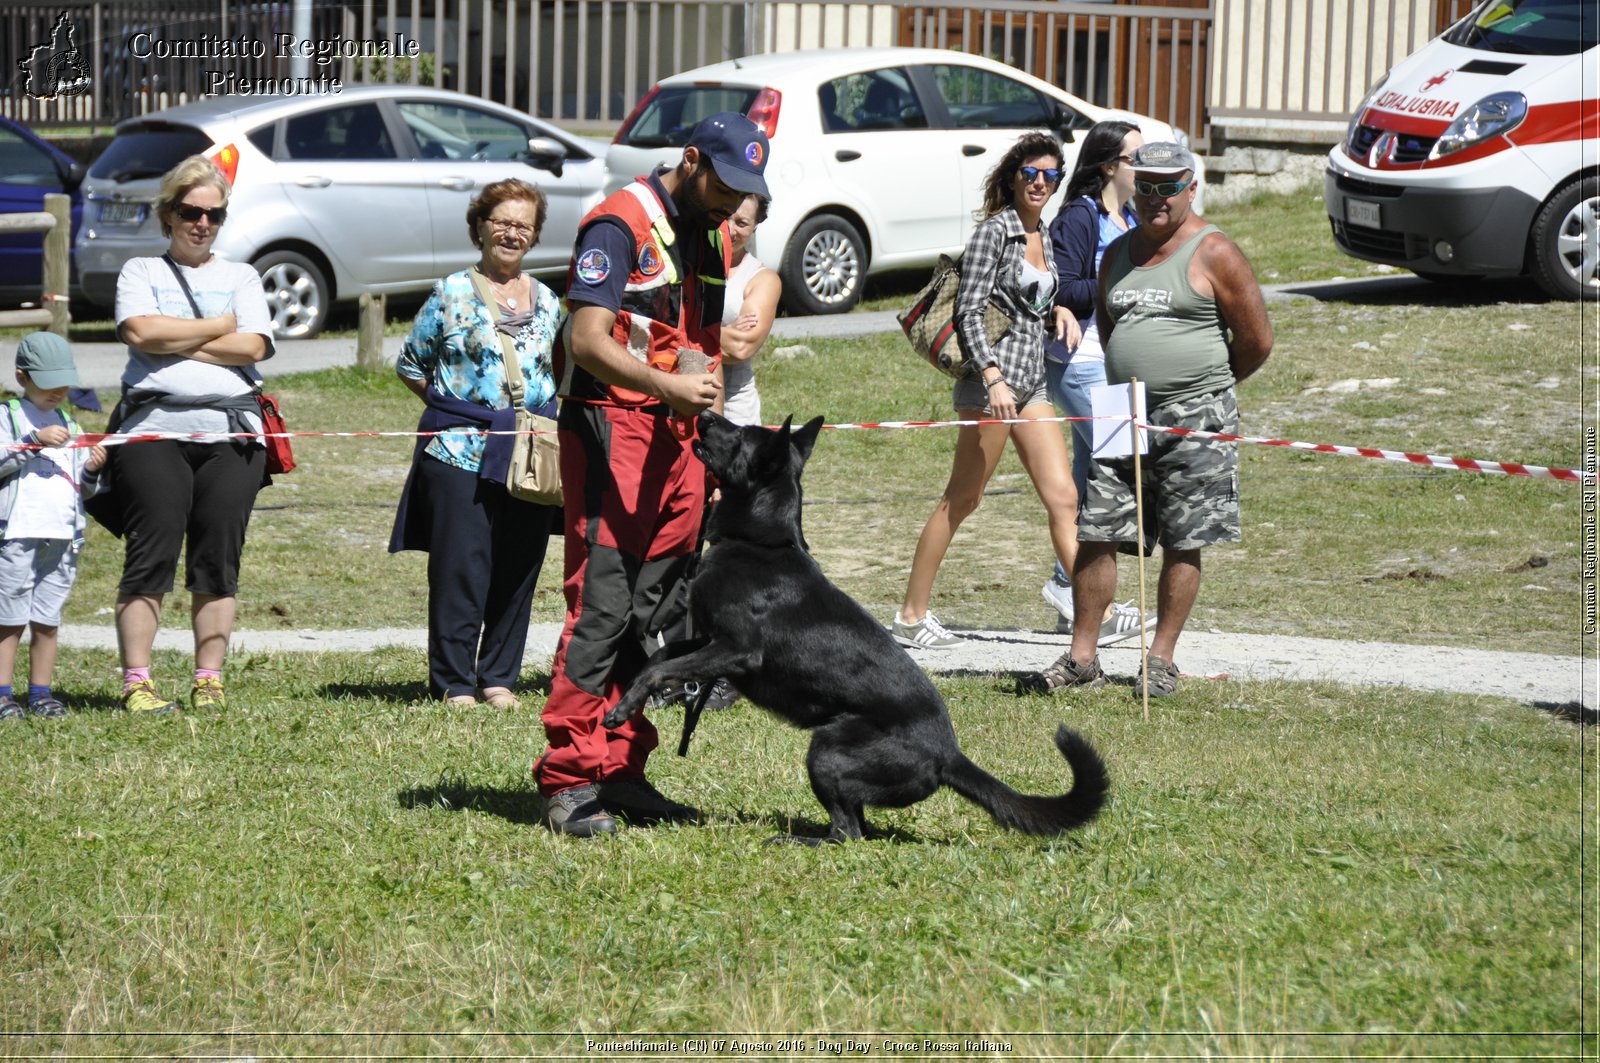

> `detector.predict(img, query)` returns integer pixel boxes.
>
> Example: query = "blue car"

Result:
[0,117,84,307]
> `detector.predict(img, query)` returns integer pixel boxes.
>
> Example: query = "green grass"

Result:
[0,650,1590,1053]
[0,188,1591,1050]
[53,283,1584,650]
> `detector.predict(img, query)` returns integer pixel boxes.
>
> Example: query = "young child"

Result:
[0,332,106,720]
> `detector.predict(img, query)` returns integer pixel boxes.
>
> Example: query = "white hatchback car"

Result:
[76,85,610,337]
[607,47,1200,315]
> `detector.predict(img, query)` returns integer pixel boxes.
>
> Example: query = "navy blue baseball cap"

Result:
[688,112,770,198]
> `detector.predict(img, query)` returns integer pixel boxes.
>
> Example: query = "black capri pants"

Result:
[115,440,264,597]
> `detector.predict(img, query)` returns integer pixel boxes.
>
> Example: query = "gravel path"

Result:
[56,622,1591,713]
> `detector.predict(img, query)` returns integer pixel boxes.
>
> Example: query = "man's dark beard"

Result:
[680,162,731,227]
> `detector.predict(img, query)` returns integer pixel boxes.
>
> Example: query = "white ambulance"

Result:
[1324,0,1596,299]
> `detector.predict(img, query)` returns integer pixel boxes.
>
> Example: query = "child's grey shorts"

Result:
[0,538,78,627]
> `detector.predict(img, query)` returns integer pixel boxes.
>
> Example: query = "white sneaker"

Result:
[1096,602,1157,647]
[1041,575,1075,623]
[892,611,964,649]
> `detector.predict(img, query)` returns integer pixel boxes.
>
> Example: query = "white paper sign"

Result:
[1089,381,1148,459]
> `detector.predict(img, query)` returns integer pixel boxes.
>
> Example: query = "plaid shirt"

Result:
[955,205,1058,394]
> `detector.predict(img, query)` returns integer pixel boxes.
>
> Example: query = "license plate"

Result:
[97,202,148,225]
[1345,199,1381,229]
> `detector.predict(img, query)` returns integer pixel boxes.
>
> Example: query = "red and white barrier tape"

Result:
[815,415,1592,482]
[8,415,1591,483]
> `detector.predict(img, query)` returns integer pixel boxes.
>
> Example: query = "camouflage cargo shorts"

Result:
[1079,389,1241,553]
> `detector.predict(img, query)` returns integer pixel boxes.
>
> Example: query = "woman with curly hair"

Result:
[892,132,1081,649]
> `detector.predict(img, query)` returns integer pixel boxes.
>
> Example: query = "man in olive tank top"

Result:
[1028,142,1273,700]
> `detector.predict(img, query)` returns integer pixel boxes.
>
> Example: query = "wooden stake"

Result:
[1130,378,1150,721]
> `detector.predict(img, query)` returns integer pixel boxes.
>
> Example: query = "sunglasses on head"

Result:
[173,203,227,224]
[1133,176,1193,198]
[1018,166,1062,185]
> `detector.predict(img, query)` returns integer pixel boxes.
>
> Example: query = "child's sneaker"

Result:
[122,680,178,716]
[191,677,227,712]
[0,694,22,722]
[27,696,68,719]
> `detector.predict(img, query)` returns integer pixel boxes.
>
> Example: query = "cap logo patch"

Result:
[575,248,611,285]
[638,242,662,277]
[745,141,764,167]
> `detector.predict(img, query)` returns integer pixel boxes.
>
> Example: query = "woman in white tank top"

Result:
[719,194,782,426]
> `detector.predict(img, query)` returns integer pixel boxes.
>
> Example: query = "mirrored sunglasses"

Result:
[1018,166,1062,185]
[1133,176,1194,198]
[174,204,227,224]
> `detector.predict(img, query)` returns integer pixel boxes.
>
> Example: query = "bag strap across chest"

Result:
[468,267,526,409]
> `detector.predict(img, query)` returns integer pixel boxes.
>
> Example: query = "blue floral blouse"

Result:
[396,268,562,472]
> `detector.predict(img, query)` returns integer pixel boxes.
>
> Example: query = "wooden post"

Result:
[357,291,386,371]
[43,194,71,337]
[1129,378,1150,721]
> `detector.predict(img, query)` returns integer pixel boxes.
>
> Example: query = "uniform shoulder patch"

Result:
[638,242,663,277]
[575,248,611,285]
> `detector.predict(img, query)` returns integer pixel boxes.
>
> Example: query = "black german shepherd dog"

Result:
[603,412,1109,844]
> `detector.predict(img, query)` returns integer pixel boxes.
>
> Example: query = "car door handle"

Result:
[438,177,475,191]
[834,150,861,162]
[962,145,987,157]
[295,176,332,188]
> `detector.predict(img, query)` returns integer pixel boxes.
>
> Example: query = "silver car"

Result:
[76,85,609,338]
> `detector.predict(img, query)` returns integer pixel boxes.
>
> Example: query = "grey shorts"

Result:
[952,374,1052,414]
[0,537,78,627]
[1079,389,1241,552]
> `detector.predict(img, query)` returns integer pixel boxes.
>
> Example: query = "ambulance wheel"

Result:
[1529,175,1600,301]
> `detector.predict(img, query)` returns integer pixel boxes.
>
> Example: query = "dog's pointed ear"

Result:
[790,415,825,465]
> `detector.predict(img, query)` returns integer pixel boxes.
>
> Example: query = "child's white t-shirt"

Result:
[0,400,83,540]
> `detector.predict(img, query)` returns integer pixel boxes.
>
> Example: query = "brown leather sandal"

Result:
[1025,652,1107,694]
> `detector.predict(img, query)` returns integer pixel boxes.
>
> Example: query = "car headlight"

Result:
[1344,76,1387,155]
[1429,91,1527,159]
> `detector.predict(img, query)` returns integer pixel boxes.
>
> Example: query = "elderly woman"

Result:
[111,155,275,715]
[892,132,1080,650]
[390,178,562,708]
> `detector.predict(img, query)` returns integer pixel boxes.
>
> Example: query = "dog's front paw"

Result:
[601,701,638,729]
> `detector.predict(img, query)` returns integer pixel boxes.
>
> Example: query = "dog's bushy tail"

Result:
[941,725,1109,836]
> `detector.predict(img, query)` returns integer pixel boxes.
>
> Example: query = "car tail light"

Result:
[615,85,661,143]
[747,87,781,138]
[210,142,240,186]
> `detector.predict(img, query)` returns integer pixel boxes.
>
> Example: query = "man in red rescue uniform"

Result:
[535,113,770,836]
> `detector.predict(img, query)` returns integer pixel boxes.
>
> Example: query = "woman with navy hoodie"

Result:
[1039,119,1154,645]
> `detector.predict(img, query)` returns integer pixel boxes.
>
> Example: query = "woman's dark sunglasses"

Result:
[1018,166,1062,185]
[173,203,227,224]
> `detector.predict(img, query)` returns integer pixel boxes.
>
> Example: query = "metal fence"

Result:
[3,1,1476,145]
[1209,0,1478,133]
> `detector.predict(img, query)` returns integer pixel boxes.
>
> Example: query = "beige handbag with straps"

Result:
[469,268,562,505]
